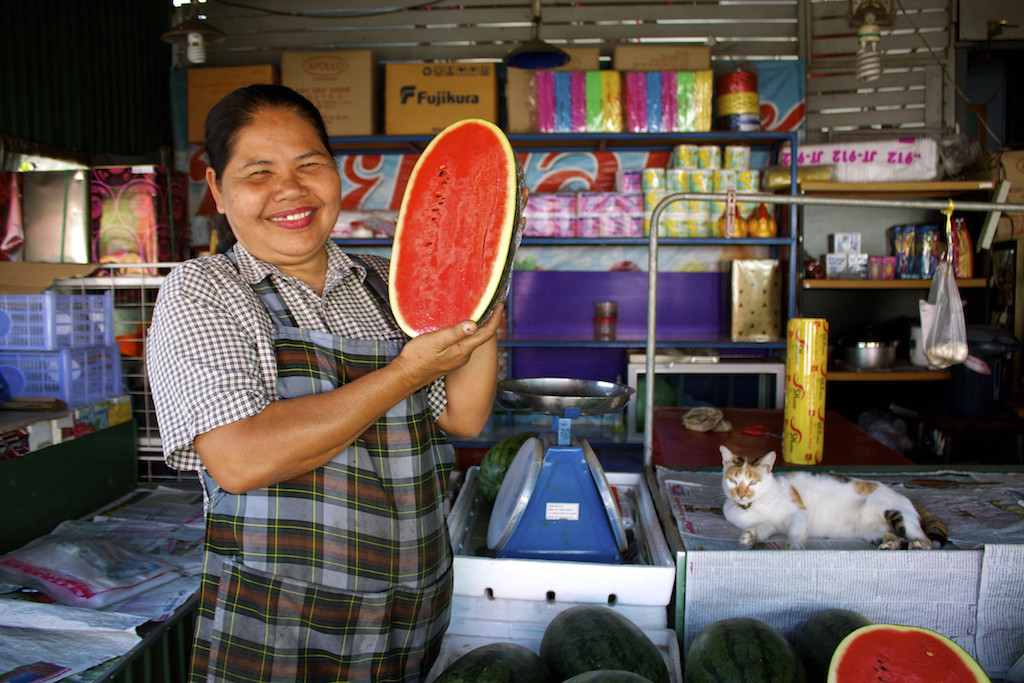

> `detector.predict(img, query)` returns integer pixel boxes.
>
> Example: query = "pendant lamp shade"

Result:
[503,0,570,70]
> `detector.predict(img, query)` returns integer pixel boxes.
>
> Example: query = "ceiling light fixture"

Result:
[849,0,893,83]
[503,0,570,70]
[162,9,226,64]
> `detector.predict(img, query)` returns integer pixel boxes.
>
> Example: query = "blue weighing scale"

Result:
[486,378,634,563]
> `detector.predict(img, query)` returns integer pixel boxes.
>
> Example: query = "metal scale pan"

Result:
[487,378,634,563]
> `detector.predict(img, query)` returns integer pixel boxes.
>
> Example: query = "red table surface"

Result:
[652,407,915,468]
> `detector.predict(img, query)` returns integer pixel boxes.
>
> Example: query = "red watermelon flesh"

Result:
[827,624,990,683]
[389,118,523,337]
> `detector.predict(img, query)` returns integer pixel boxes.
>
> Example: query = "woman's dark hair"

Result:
[203,84,333,250]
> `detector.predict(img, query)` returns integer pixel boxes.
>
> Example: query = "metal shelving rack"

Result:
[51,266,179,482]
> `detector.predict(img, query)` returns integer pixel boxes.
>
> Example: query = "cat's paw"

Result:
[908,537,934,550]
[878,534,907,550]
[739,530,757,549]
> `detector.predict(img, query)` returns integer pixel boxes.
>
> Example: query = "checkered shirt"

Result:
[146,240,447,472]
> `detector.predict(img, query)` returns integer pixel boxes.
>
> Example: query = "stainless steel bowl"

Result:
[495,377,634,415]
[841,340,896,370]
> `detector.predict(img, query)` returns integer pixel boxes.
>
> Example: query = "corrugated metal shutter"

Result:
[196,0,800,65]
[805,0,954,141]
[0,0,172,158]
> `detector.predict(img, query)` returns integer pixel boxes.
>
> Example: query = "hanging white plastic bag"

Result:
[919,257,968,369]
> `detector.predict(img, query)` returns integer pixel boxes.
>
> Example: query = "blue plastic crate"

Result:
[0,344,123,408]
[0,291,114,350]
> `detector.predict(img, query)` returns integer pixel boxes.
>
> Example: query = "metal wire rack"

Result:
[51,264,181,483]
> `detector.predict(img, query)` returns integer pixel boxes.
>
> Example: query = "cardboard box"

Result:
[385,62,498,135]
[281,50,378,137]
[996,149,1024,240]
[612,44,712,72]
[187,65,280,143]
[505,47,601,134]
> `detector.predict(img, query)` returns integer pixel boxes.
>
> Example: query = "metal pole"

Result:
[649,191,1024,213]
[641,189,1024,469]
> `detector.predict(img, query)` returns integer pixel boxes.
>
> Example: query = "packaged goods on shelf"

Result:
[20,170,91,264]
[281,50,378,136]
[576,192,643,238]
[522,193,577,237]
[777,137,942,183]
[829,232,862,254]
[730,259,782,341]
[90,166,191,268]
[887,223,943,279]
[0,344,122,408]
[505,47,601,134]
[384,62,498,135]
[534,70,623,133]
[187,65,280,143]
[0,291,113,351]
[622,70,713,133]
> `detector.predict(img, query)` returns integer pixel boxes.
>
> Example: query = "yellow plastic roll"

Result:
[715,91,760,116]
[783,318,829,464]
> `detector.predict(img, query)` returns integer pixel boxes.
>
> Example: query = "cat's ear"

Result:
[757,451,778,470]
[720,445,736,466]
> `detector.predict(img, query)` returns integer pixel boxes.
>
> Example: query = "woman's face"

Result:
[207,107,341,271]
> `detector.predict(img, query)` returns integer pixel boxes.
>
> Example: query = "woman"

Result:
[146,84,502,682]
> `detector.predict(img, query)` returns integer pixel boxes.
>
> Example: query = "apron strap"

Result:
[349,254,402,331]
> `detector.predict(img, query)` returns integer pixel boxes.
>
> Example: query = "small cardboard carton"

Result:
[384,62,498,136]
[996,149,1024,240]
[505,47,602,134]
[612,44,712,72]
[187,64,280,143]
[281,50,378,137]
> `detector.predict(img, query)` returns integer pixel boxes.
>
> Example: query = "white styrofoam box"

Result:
[426,628,682,683]
[448,469,676,625]
[777,137,941,183]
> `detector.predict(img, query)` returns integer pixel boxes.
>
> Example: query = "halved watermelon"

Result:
[389,118,524,337]
[827,624,990,682]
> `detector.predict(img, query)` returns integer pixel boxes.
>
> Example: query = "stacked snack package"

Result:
[622,70,714,133]
[522,193,577,237]
[639,143,754,238]
[535,71,623,133]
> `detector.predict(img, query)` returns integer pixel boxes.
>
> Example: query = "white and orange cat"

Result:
[720,446,947,550]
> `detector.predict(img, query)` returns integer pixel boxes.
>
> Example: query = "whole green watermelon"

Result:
[539,605,670,683]
[563,671,655,682]
[478,431,538,502]
[793,609,872,683]
[434,641,553,683]
[685,617,807,683]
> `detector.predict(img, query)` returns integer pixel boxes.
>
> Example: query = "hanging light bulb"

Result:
[856,15,882,82]
[162,13,226,65]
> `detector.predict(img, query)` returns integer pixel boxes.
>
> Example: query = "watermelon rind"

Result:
[478,431,539,502]
[540,605,670,683]
[684,617,807,683]
[793,609,873,683]
[562,671,655,683]
[389,118,524,337]
[826,624,990,683]
[433,641,554,683]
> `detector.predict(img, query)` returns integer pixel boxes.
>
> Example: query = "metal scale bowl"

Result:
[486,377,634,564]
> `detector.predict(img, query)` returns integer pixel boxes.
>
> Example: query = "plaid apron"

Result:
[190,255,455,682]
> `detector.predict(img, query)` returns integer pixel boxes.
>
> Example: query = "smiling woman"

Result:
[145,84,502,682]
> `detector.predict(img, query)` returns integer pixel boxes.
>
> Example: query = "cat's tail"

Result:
[914,503,949,547]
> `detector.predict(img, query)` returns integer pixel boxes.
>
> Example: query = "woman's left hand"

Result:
[393,303,504,390]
